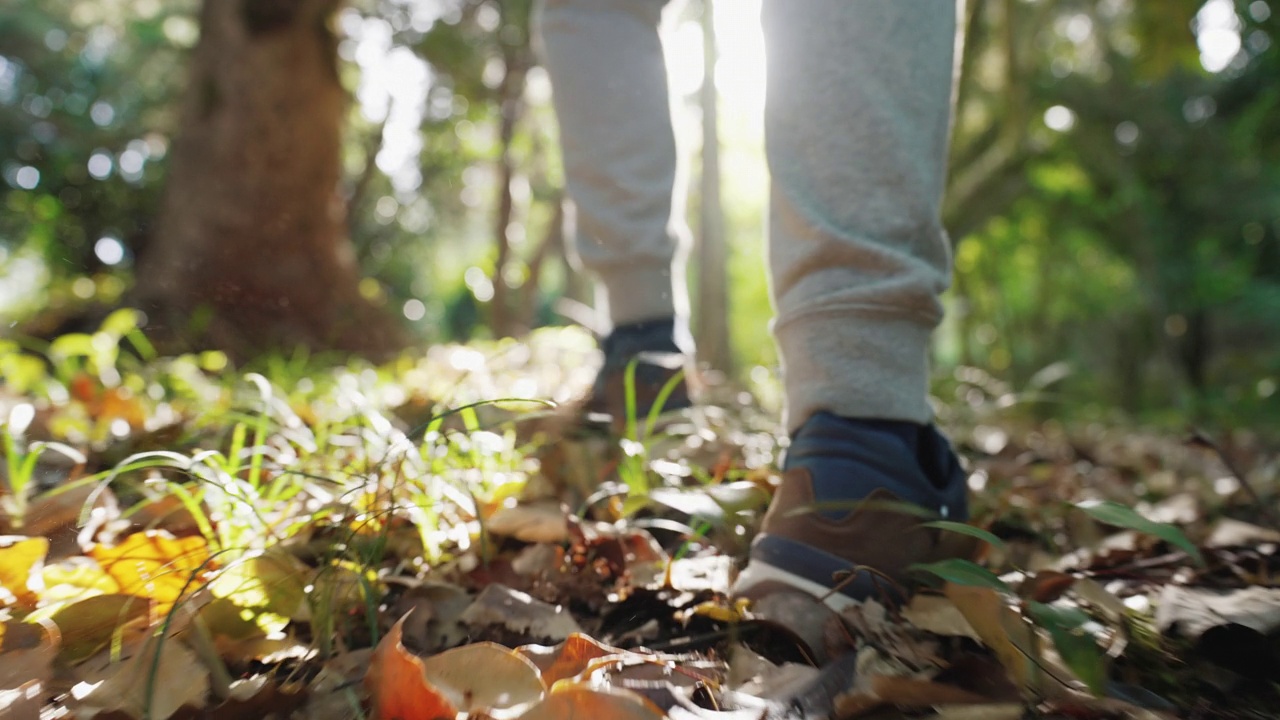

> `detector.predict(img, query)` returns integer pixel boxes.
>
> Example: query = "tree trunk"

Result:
[489,40,529,339]
[135,0,404,360]
[695,0,731,374]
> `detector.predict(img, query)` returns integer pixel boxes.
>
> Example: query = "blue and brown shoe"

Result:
[734,412,974,609]
[582,318,697,431]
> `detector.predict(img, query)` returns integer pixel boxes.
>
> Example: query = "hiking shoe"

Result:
[734,412,974,609]
[583,318,696,430]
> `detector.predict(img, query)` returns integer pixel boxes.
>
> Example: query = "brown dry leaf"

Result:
[518,684,666,720]
[0,619,56,701]
[1023,571,1077,604]
[0,680,44,720]
[932,702,1026,719]
[205,677,307,720]
[49,593,150,664]
[838,674,998,714]
[459,582,582,642]
[305,648,373,720]
[387,581,471,652]
[943,584,1036,693]
[1205,518,1280,547]
[900,593,981,642]
[1156,585,1280,639]
[518,632,623,686]
[488,501,569,543]
[420,640,546,712]
[89,530,211,619]
[72,633,210,720]
[19,483,104,540]
[364,615,459,720]
[0,536,48,608]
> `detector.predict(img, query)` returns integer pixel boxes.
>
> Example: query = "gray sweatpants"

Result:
[538,0,960,430]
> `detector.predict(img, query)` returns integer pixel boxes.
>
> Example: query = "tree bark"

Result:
[135,0,404,360]
[695,0,731,374]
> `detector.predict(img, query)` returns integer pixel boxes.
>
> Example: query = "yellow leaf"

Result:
[943,584,1037,693]
[41,557,122,604]
[0,536,48,608]
[208,548,308,635]
[89,531,211,620]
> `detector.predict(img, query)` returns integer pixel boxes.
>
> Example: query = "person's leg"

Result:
[737,0,970,607]
[537,0,694,421]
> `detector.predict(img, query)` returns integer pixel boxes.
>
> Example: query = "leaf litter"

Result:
[0,326,1275,718]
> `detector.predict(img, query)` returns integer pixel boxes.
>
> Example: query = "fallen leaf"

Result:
[943,584,1036,692]
[365,615,459,720]
[518,684,666,720]
[900,593,981,641]
[868,674,998,706]
[1155,585,1280,640]
[387,581,472,653]
[460,582,582,642]
[208,548,308,634]
[89,530,211,619]
[487,501,569,543]
[665,555,734,593]
[0,536,48,607]
[39,556,122,604]
[0,620,56,696]
[48,593,150,664]
[518,632,623,686]
[1022,571,1077,604]
[72,633,210,720]
[1205,518,1280,547]
[420,641,546,712]
[205,677,308,720]
[19,482,104,540]
[0,680,44,720]
[933,702,1026,719]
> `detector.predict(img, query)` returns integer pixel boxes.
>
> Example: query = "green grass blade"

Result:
[921,521,1008,551]
[911,558,1011,593]
[1075,500,1205,567]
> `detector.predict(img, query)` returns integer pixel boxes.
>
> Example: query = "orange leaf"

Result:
[518,684,665,720]
[89,531,211,620]
[365,615,459,720]
[519,632,622,686]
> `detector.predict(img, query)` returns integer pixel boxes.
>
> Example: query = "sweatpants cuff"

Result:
[774,310,934,432]
[596,262,680,327]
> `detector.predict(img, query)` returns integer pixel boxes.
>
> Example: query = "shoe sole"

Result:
[733,533,908,611]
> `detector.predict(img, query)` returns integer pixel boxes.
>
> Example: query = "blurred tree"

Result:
[0,1,187,320]
[134,0,404,358]
[696,0,731,374]
[943,0,1280,422]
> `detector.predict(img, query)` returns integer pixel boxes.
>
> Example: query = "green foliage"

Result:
[1075,499,1206,566]
[912,558,1012,592]
[1,0,1278,429]
[922,520,1009,552]
[1026,600,1109,695]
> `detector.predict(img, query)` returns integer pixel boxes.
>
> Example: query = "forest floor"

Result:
[1,319,1278,720]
